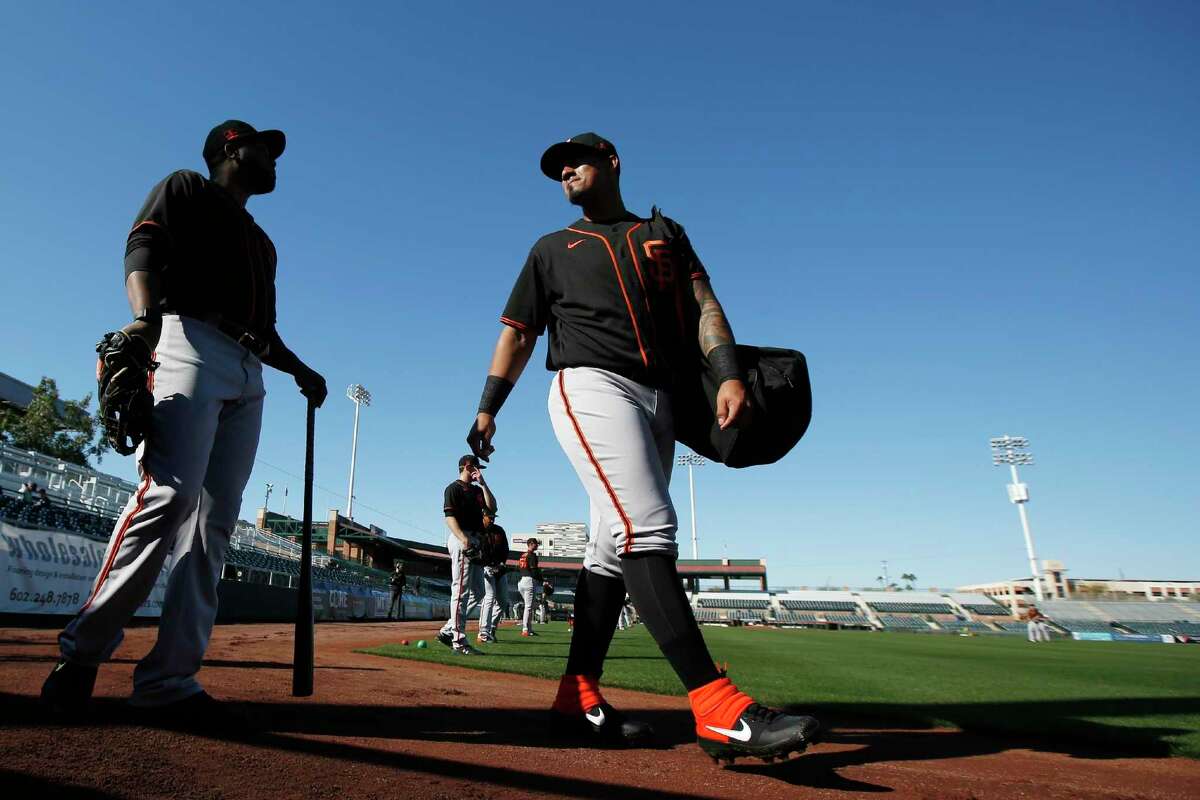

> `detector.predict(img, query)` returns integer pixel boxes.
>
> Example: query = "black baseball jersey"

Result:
[443,479,486,533]
[519,549,542,580]
[501,213,708,389]
[124,170,277,337]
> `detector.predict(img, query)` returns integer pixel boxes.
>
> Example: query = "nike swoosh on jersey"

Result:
[586,707,606,726]
[705,719,752,742]
[567,239,585,249]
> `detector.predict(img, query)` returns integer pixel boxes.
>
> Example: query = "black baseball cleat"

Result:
[436,631,454,648]
[551,703,655,746]
[453,644,484,656]
[41,659,98,716]
[697,704,821,764]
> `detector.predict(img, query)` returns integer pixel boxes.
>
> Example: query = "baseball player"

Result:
[540,579,556,624]
[437,455,494,655]
[517,538,542,636]
[1025,605,1051,643]
[617,595,632,631]
[476,508,508,643]
[388,561,407,620]
[41,120,327,723]
[466,133,820,762]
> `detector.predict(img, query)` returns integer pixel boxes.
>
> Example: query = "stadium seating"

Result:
[772,611,821,625]
[732,609,766,623]
[779,599,858,612]
[697,597,770,609]
[823,612,872,626]
[694,609,724,623]
[878,615,933,630]
[869,601,954,614]
[0,496,112,538]
[962,603,1010,616]
[942,619,993,633]
[992,621,1027,634]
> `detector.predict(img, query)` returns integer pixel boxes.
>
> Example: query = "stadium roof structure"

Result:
[0,370,66,416]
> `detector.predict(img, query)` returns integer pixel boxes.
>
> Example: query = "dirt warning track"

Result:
[2,622,1198,799]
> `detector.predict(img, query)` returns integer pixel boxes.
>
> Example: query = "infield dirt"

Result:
[2,621,1198,799]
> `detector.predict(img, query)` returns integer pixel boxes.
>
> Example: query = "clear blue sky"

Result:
[2,2,1196,589]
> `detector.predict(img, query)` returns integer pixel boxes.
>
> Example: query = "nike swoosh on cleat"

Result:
[567,239,585,249]
[586,707,606,726]
[705,719,752,742]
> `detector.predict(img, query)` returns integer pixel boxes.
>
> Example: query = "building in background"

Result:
[511,522,589,558]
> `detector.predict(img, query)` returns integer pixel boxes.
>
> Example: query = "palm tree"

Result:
[901,573,917,590]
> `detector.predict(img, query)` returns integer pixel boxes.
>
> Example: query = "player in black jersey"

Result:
[466,133,820,762]
[44,120,326,727]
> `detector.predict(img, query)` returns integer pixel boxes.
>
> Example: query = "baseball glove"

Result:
[95,331,158,455]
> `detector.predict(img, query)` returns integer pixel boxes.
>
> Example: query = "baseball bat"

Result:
[292,399,316,697]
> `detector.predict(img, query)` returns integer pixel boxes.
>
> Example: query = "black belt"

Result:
[171,311,271,358]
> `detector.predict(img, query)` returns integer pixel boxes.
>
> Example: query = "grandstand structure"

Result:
[958,560,1200,603]
[0,442,137,519]
[685,587,1200,641]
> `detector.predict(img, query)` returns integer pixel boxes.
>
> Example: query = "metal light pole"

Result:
[990,435,1043,601]
[264,483,273,513]
[676,453,707,559]
[345,384,372,519]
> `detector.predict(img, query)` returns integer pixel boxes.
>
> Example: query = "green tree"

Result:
[901,573,918,590]
[0,378,108,466]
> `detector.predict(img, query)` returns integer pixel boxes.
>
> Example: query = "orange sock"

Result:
[551,673,606,714]
[688,676,754,740]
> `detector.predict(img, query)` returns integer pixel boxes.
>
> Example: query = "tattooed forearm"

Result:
[693,279,736,356]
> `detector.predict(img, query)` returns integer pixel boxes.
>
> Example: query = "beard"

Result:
[566,182,593,206]
[242,160,277,195]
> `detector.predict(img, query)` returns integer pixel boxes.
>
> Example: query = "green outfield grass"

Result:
[362,624,1200,758]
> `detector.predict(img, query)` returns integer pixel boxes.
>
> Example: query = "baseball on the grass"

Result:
[401,639,409,645]
[416,640,427,649]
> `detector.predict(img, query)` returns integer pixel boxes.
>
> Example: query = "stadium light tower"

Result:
[990,435,1043,601]
[676,453,707,559]
[345,384,372,519]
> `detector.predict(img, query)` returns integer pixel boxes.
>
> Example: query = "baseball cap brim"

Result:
[540,141,604,180]
[252,129,286,160]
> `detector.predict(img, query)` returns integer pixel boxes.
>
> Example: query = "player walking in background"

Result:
[1025,605,1051,643]
[476,508,508,643]
[42,120,327,723]
[388,561,407,620]
[437,455,494,655]
[465,133,820,761]
[517,538,542,636]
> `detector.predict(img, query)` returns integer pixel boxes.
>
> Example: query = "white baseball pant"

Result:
[1027,620,1050,642]
[439,534,483,647]
[58,315,264,706]
[478,566,504,638]
[518,576,536,632]
[547,367,678,581]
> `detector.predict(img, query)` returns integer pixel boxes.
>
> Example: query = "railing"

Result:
[231,521,331,567]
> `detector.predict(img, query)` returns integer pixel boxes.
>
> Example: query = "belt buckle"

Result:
[237,331,265,356]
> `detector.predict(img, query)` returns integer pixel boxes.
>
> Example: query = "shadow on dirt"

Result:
[1,691,1194,795]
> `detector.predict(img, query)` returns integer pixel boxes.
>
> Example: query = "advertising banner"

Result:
[1,521,168,616]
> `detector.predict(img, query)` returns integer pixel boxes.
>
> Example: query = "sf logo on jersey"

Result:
[642,240,678,291]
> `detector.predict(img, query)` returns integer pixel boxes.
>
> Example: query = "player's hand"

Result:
[120,318,162,351]
[294,364,328,408]
[715,379,752,430]
[467,412,496,461]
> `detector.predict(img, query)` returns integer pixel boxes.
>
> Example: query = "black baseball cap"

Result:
[459,454,486,470]
[481,507,496,518]
[540,132,618,180]
[203,120,286,166]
